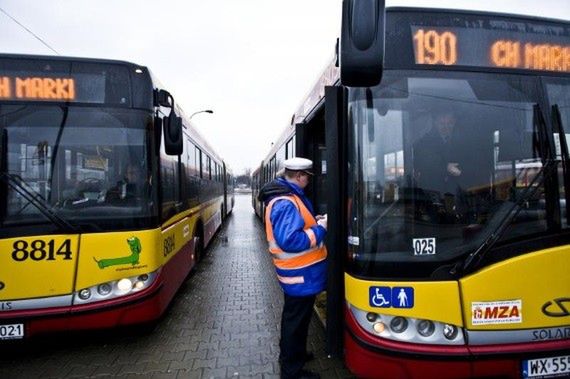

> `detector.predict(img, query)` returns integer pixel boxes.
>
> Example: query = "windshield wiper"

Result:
[453,104,556,275]
[0,172,79,233]
[454,159,558,275]
[553,104,570,225]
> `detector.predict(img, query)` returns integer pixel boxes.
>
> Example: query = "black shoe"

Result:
[297,369,320,379]
[303,352,315,362]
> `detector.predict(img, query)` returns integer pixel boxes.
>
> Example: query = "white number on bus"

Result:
[0,324,24,340]
[413,238,436,255]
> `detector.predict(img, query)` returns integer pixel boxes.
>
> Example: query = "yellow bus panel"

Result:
[345,273,463,326]
[0,235,79,299]
[460,244,570,329]
[75,230,162,290]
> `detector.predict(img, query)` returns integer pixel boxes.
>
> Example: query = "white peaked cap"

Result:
[283,157,313,172]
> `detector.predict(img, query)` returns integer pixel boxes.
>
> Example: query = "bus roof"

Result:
[286,6,569,131]
[0,52,149,71]
[386,5,570,24]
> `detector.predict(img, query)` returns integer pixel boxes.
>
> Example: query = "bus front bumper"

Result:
[0,279,166,340]
[345,307,570,379]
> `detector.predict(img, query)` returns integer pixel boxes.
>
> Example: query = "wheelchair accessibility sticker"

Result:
[369,286,414,308]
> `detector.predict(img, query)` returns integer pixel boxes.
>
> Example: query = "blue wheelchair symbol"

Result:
[369,286,391,308]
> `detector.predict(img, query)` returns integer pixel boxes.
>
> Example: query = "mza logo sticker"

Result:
[472,300,522,325]
[369,286,414,308]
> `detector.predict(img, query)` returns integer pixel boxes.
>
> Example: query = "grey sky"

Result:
[1,0,568,174]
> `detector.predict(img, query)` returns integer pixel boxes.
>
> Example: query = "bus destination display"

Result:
[412,25,570,72]
[0,76,75,101]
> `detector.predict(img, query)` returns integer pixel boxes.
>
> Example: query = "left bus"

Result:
[0,53,233,339]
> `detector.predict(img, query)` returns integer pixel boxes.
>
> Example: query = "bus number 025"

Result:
[413,238,436,256]
[413,29,458,65]
[12,239,73,261]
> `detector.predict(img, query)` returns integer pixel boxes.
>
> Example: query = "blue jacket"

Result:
[260,177,327,296]
[268,179,326,252]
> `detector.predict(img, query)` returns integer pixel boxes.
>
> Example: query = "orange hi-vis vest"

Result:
[265,195,327,295]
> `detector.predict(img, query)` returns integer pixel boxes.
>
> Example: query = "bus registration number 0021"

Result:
[522,355,570,378]
[0,323,24,340]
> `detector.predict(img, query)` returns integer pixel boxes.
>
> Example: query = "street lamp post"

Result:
[189,109,214,120]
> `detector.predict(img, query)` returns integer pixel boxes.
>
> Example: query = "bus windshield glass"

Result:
[347,70,569,278]
[0,105,156,237]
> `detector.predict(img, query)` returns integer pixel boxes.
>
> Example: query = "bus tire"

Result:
[194,224,204,264]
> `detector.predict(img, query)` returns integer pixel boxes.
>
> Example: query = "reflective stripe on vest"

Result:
[265,195,327,271]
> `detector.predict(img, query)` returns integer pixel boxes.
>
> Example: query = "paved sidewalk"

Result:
[0,194,353,378]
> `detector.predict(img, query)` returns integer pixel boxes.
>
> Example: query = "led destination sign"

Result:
[0,76,75,101]
[412,26,570,72]
[0,59,125,105]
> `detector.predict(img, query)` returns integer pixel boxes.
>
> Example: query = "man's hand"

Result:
[316,214,327,230]
[447,163,462,176]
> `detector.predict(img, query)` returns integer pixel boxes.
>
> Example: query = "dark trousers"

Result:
[280,293,316,379]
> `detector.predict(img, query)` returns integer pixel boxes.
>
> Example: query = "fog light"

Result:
[417,320,435,337]
[78,288,91,300]
[133,281,145,290]
[97,283,112,296]
[138,274,149,282]
[390,317,408,333]
[366,312,379,322]
[117,278,132,292]
[443,324,458,340]
[373,322,386,334]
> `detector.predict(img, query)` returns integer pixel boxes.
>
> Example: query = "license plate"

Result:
[522,355,570,378]
[0,323,24,340]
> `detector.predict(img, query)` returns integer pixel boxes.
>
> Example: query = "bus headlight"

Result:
[117,278,132,292]
[348,303,465,345]
[97,283,112,296]
[417,320,435,337]
[390,316,408,333]
[78,288,91,300]
[373,321,386,334]
[73,269,160,305]
[443,324,459,340]
[366,312,379,322]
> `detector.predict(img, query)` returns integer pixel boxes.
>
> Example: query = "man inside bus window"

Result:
[415,108,467,221]
[258,157,327,379]
[106,163,145,204]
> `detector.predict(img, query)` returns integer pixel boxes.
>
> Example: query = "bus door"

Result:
[296,86,348,357]
[222,162,228,219]
[295,110,327,214]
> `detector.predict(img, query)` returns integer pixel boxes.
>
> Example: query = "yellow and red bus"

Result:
[254,3,569,378]
[0,53,233,339]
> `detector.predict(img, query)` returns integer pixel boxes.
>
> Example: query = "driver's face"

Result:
[126,167,139,183]
[436,113,456,138]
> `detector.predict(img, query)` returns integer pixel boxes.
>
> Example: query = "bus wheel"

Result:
[194,227,204,263]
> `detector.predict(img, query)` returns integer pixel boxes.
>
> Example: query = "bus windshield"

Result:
[347,70,569,278]
[0,105,156,237]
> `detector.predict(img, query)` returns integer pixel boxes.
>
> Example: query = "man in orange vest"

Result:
[258,157,327,379]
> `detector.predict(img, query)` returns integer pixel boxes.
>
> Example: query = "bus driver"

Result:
[106,163,145,203]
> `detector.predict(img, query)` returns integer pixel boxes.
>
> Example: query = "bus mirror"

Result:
[155,89,172,107]
[340,0,386,87]
[164,112,183,155]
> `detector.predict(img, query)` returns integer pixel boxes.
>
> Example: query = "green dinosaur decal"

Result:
[93,236,141,269]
